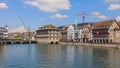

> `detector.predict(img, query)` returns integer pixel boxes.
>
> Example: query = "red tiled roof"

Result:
[61,26,68,32]
[42,24,56,28]
[39,24,58,30]
[92,20,114,29]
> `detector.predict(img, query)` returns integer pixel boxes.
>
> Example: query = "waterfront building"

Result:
[74,25,82,42]
[67,25,81,42]
[22,32,35,41]
[91,19,120,43]
[8,32,35,41]
[81,24,92,42]
[36,24,61,44]
[67,25,75,42]
[0,25,8,39]
[59,26,68,42]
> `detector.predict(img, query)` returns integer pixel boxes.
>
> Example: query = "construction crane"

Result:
[19,16,31,40]
[19,16,27,29]
[77,12,102,42]
[77,12,102,24]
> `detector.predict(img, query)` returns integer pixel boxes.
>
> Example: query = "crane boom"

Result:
[19,16,27,30]
[77,12,86,24]
[18,16,31,41]
[77,12,102,24]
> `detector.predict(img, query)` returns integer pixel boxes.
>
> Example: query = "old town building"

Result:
[81,24,92,42]
[67,25,75,42]
[91,20,120,43]
[36,24,61,44]
[67,25,81,42]
[74,25,82,42]
[0,25,8,39]
[59,26,68,42]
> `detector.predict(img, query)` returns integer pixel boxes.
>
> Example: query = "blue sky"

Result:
[0,0,120,32]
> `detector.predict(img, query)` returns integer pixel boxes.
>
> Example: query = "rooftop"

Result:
[92,20,114,29]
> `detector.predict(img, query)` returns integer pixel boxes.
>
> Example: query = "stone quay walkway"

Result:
[59,42,120,48]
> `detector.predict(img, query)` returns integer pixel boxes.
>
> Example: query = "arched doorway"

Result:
[55,42,59,44]
[94,39,96,43]
[103,39,105,44]
[97,39,99,43]
[50,41,54,44]
[106,39,109,43]
[100,39,102,44]
[110,39,112,43]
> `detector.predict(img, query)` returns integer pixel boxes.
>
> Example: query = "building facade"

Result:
[0,25,8,39]
[74,26,82,42]
[81,24,92,42]
[91,20,120,43]
[59,26,68,42]
[36,24,61,44]
[67,25,75,42]
[67,25,81,42]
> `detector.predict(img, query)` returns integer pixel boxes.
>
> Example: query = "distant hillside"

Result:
[57,22,93,29]
[77,22,93,26]
[58,26,64,29]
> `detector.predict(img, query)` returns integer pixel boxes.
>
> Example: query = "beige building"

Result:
[36,24,61,44]
[59,26,68,42]
[81,24,92,42]
[91,20,120,43]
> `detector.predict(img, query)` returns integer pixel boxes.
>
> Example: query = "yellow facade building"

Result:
[36,24,61,44]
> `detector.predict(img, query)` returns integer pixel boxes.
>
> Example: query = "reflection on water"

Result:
[92,48,110,68]
[0,44,120,68]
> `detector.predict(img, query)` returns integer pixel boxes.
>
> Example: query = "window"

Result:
[55,34,56,36]
[51,34,53,36]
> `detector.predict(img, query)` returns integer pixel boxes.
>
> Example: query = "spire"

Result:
[75,16,77,26]
[75,16,78,29]
[4,22,8,30]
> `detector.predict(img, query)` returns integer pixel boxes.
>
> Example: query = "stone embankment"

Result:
[59,42,120,48]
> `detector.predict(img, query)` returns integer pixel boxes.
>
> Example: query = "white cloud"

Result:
[105,0,120,10]
[92,12,107,19]
[115,16,120,22]
[108,4,120,10]
[24,0,71,12]
[105,0,120,3]
[50,13,68,19]
[10,26,26,33]
[0,3,8,9]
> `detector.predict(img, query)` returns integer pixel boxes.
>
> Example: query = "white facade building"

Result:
[67,25,75,41]
[67,25,82,42]
[74,27,82,42]
[0,25,8,39]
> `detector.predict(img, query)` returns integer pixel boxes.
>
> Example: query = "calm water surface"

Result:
[0,44,120,68]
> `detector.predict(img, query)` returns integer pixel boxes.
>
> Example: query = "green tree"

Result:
[13,35,24,39]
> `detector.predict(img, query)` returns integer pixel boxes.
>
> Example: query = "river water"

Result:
[0,44,120,68]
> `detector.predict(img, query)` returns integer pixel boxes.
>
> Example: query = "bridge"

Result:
[0,38,37,45]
